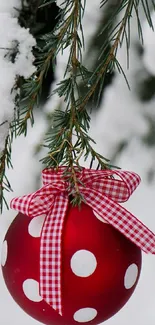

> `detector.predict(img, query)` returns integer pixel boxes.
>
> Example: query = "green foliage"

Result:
[1,0,155,210]
[0,130,13,211]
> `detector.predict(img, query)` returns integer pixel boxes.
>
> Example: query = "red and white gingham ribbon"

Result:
[10,167,155,316]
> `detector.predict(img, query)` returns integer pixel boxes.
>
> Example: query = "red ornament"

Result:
[2,203,141,325]
[1,168,155,325]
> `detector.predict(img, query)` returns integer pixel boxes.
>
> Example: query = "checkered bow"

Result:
[10,167,155,316]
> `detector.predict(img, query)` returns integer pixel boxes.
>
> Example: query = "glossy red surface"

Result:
[2,203,142,325]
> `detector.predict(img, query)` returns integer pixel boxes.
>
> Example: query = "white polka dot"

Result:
[28,214,46,238]
[93,209,108,223]
[124,263,138,289]
[73,308,97,322]
[71,250,97,277]
[1,240,8,266]
[23,279,43,302]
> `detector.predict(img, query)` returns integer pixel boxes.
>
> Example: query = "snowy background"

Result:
[1,1,155,324]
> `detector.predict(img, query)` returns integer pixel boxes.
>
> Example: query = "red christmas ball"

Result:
[1,202,141,325]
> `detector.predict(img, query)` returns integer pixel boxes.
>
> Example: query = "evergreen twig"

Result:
[0,0,155,210]
[0,132,13,212]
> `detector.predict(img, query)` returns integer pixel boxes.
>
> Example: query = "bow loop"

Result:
[10,193,35,216]
[112,170,141,197]
[79,168,141,203]
[11,181,68,218]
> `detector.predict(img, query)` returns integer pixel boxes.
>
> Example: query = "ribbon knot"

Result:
[10,167,155,316]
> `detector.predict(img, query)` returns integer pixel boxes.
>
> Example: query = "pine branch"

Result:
[1,0,155,210]
[0,131,13,212]
[15,0,154,133]
[77,1,135,110]
[40,0,155,204]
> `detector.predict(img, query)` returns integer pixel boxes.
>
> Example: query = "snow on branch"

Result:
[0,0,36,154]
[0,0,36,210]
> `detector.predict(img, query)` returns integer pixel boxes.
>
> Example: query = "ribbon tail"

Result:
[40,194,69,316]
[83,188,155,254]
